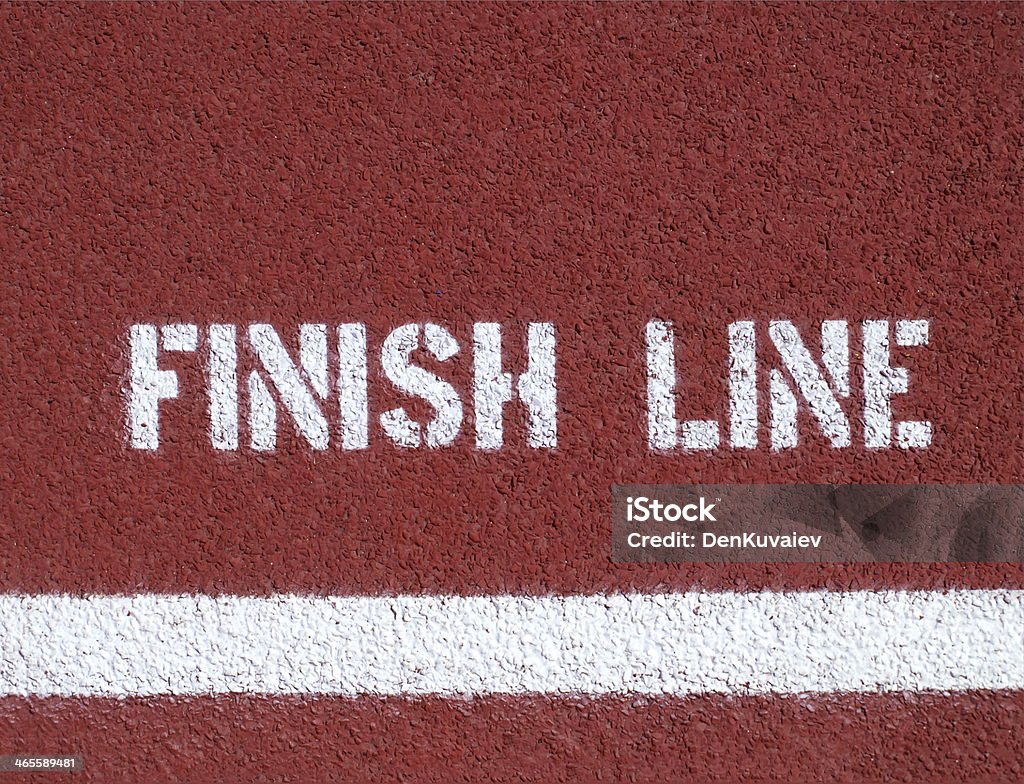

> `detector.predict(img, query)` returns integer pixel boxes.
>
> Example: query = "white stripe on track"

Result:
[1,591,1020,697]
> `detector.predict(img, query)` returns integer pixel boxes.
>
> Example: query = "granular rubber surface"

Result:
[1,4,1021,782]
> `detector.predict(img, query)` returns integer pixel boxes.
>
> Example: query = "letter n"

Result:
[247,324,329,450]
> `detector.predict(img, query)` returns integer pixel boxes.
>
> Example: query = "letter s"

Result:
[381,324,464,448]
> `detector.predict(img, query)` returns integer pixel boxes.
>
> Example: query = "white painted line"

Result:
[1,591,1020,697]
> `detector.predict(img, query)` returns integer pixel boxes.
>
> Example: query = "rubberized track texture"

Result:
[1,4,1022,782]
